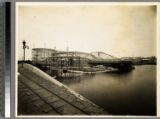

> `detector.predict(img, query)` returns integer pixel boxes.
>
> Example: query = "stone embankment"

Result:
[18,63,109,115]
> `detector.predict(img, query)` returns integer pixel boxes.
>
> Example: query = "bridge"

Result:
[90,51,119,60]
[89,52,135,71]
[88,60,134,71]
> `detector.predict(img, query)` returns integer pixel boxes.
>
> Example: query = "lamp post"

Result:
[23,40,26,62]
[22,40,29,67]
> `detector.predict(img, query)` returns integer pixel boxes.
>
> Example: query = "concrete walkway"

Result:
[18,63,108,116]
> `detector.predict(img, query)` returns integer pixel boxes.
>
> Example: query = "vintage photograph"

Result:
[16,3,157,116]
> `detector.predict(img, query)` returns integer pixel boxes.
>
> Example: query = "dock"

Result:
[18,63,108,115]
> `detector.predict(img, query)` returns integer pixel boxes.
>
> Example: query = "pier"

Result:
[18,63,108,115]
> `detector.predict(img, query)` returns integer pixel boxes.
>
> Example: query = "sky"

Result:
[17,3,157,60]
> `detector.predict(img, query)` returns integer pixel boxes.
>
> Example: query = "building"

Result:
[47,51,93,68]
[32,48,96,68]
[32,48,57,64]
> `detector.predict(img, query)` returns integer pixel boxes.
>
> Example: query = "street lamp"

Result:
[23,40,26,62]
[22,40,29,67]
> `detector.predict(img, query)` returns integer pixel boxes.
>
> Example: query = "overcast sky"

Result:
[17,3,156,60]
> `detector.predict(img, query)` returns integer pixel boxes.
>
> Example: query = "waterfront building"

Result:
[32,48,57,64]
[32,48,98,69]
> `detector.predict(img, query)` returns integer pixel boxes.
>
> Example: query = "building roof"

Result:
[32,48,57,52]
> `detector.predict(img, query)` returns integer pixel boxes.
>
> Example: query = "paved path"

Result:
[18,63,109,115]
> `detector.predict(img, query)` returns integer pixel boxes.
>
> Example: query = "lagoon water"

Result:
[59,65,156,115]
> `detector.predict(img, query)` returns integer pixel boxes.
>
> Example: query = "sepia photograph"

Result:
[16,2,157,116]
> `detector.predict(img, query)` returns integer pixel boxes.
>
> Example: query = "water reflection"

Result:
[59,65,156,116]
